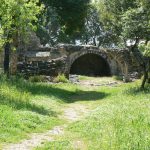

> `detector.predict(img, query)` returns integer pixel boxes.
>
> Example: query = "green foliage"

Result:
[95,0,150,88]
[0,74,150,148]
[53,74,68,83]
[95,0,150,47]
[29,75,46,83]
[42,0,90,35]
[37,2,112,47]
[0,0,43,48]
[34,81,150,150]
[0,74,63,143]
[37,0,91,46]
[35,141,72,150]
[139,42,150,57]
[121,7,150,41]
[112,75,123,81]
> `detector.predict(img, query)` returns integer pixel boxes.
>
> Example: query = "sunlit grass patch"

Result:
[0,75,63,144]
[67,83,150,150]
[35,140,72,150]
[1,74,150,149]
[37,82,150,150]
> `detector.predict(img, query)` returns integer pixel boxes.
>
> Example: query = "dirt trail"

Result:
[3,104,89,150]
[64,104,89,121]
[3,126,64,150]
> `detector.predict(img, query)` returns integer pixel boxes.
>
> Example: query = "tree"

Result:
[36,6,78,46]
[0,0,43,75]
[36,3,112,47]
[95,0,150,88]
[37,0,90,46]
[139,42,150,83]
[78,5,116,47]
[40,0,90,35]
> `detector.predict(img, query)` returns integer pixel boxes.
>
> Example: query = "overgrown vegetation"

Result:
[0,75,150,149]
[35,80,150,150]
[29,75,47,83]
[0,75,63,144]
[67,86,150,150]
[112,75,123,81]
[53,74,69,83]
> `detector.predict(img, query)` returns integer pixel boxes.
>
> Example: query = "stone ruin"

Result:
[8,43,141,81]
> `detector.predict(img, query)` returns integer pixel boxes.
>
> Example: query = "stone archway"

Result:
[16,44,141,81]
[70,53,111,76]
[67,49,112,77]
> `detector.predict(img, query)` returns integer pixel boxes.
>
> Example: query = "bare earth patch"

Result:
[3,126,64,150]
[64,104,89,122]
[73,140,87,150]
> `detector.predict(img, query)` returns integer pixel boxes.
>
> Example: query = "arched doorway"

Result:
[70,53,111,76]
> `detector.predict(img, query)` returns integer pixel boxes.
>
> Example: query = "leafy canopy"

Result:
[40,0,90,35]
[95,0,150,48]
[0,0,43,48]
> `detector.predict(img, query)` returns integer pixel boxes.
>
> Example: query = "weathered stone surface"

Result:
[13,44,141,80]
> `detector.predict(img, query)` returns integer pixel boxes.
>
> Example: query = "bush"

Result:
[28,75,46,82]
[53,74,68,83]
[113,75,123,81]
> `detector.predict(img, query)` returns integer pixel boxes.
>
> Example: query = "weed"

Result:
[112,75,123,81]
[53,74,68,83]
[29,75,46,82]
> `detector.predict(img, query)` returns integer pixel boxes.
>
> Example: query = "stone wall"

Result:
[15,44,142,80]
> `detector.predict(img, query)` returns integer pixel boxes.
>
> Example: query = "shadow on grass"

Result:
[14,81,109,103]
[0,96,57,116]
[68,90,108,103]
[0,76,109,115]
[124,85,150,95]
[0,77,57,116]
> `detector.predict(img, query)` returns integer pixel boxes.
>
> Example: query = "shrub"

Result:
[28,75,46,82]
[113,75,123,81]
[53,74,68,83]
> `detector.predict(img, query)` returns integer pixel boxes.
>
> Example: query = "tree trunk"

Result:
[147,59,150,84]
[4,42,10,76]
[93,37,97,46]
[141,63,148,89]
[129,45,148,89]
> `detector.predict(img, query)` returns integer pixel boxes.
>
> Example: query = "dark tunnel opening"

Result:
[70,53,111,76]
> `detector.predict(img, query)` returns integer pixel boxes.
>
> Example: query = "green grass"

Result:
[0,75,102,145]
[0,75,67,144]
[0,75,150,150]
[53,74,69,83]
[35,141,72,150]
[36,81,150,150]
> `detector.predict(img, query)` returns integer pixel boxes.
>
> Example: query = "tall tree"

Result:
[96,0,150,88]
[0,0,43,75]
[43,0,90,35]
[78,5,115,47]
[36,3,112,47]
[37,0,90,43]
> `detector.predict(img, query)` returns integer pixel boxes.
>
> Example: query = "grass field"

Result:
[0,75,65,145]
[0,75,150,149]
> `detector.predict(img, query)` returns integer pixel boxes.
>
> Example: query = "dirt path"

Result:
[3,104,89,150]
[64,104,89,121]
[3,126,64,150]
